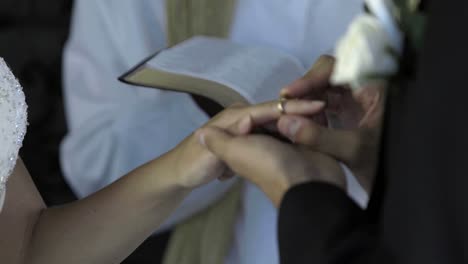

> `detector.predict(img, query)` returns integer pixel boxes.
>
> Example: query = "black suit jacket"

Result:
[278,1,468,263]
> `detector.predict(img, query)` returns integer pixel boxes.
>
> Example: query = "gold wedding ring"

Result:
[277,97,288,115]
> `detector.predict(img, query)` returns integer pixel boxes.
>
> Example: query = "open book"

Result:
[119,36,307,107]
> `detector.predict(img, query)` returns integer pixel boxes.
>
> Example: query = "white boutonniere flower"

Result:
[331,0,403,91]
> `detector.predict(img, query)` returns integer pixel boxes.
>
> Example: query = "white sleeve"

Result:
[61,0,234,231]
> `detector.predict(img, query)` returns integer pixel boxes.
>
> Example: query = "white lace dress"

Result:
[0,58,28,212]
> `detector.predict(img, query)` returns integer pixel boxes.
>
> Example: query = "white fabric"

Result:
[0,58,28,213]
[62,0,364,263]
[366,0,403,52]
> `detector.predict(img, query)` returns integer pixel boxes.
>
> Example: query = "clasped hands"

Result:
[194,55,386,207]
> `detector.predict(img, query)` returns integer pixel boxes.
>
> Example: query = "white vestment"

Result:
[62,1,365,263]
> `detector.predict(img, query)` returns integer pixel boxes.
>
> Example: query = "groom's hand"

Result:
[197,122,345,207]
[278,55,386,193]
[278,56,385,192]
[171,100,326,189]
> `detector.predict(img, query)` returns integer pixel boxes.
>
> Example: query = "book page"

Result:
[147,36,306,103]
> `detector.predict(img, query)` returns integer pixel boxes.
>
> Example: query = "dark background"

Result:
[0,2,169,262]
[0,0,75,205]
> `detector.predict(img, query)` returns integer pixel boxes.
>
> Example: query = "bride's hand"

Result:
[168,100,325,190]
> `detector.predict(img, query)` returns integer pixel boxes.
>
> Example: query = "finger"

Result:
[214,99,325,130]
[196,127,239,181]
[277,115,360,164]
[228,102,249,108]
[280,55,335,98]
[352,84,386,128]
[199,127,290,187]
[197,126,236,162]
[241,100,325,130]
[227,115,290,145]
[198,126,270,171]
[221,115,253,136]
[230,100,326,136]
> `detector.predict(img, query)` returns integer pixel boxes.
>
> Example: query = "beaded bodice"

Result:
[0,58,27,211]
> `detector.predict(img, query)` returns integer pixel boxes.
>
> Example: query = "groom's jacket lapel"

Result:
[376,0,468,262]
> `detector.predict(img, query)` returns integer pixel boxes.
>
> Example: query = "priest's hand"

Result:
[279,55,386,193]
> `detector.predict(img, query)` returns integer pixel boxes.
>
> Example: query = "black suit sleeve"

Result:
[278,183,393,264]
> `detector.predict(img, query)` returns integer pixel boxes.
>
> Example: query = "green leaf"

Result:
[389,0,427,52]
[392,0,410,14]
[405,13,427,51]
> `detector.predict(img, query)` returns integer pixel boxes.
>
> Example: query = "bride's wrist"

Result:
[161,144,199,192]
[166,135,214,190]
[140,151,193,203]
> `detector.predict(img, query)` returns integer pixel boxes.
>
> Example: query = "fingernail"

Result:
[238,116,252,134]
[300,101,326,113]
[312,101,326,109]
[198,131,206,146]
[284,118,301,138]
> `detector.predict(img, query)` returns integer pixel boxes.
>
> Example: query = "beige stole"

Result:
[166,0,237,46]
[163,1,241,264]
